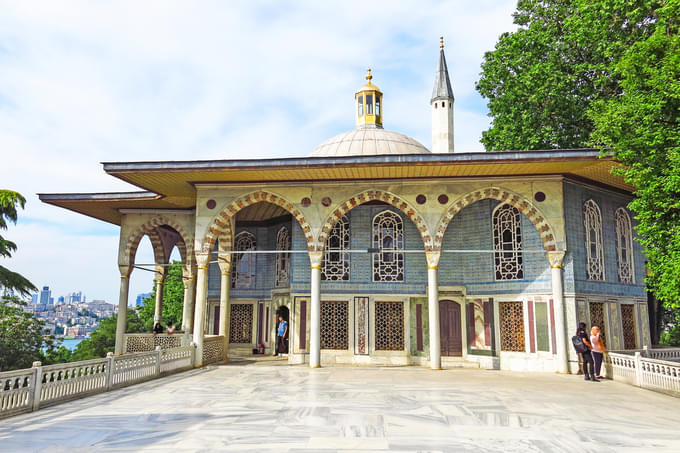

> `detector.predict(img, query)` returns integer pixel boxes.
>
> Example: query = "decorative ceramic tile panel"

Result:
[320,301,349,350]
[229,303,253,344]
[609,302,621,350]
[355,297,369,355]
[375,302,404,351]
[499,302,525,352]
[621,304,637,350]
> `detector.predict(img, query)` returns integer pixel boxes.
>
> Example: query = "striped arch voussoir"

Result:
[433,187,557,252]
[123,216,195,269]
[317,190,433,251]
[201,191,315,255]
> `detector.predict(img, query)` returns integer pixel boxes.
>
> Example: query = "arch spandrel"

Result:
[433,187,560,253]
[198,190,316,261]
[317,189,433,252]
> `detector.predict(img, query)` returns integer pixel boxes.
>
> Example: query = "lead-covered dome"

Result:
[310,128,430,157]
[310,68,431,157]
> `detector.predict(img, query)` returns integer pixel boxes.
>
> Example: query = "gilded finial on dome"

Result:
[440,36,444,49]
[366,68,372,82]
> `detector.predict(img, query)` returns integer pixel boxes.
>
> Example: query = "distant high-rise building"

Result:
[57,296,65,304]
[68,291,83,303]
[39,286,51,305]
[31,294,39,304]
[135,292,153,307]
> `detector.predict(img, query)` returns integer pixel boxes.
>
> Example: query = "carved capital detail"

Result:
[425,251,441,268]
[546,251,566,269]
[308,251,323,268]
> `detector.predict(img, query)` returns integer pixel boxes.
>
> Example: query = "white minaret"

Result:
[431,37,454,153]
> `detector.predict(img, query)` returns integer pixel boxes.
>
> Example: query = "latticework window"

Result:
[499,302,525,352]
[589,302,606,346]
[275,227,291,287]
[320,301,349,350]
[372,211,404,282]
[375,302,404,350]
[229,303,253,343]
[232,231,256,289]
[322,215,350,281]
[621,304,637,349]
[615,208,634,284]
[584,199,605,281]
[493,204,524,280]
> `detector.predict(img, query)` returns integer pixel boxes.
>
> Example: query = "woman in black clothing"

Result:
[576,322,598,382]
[152,322,163,335]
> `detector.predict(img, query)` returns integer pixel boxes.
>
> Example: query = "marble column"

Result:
[547,251,569,373]
[181,273,195,333]
[114,266,131,355]
[426,252,441,370]
[218,270,231,359]
[309,251,323,368]
[153,269,165,323]
[192,263,209,367]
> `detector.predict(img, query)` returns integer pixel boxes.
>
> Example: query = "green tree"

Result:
[70,310,145,361]
[137,261,185,331]
[0,190,36,296]
[476,0,658,151]
[0,297,54,371]
[590,0,680,309]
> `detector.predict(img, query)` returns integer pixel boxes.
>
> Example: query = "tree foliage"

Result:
[68,310,145,361]
[0,297,54,371]
[0,190,36,296]
[477,0,680,312]
[136,261,185,331]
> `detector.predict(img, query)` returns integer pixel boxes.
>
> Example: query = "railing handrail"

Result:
[0,343,196,419]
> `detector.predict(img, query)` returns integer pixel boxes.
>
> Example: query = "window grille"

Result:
[584,199,605,281]
[229,303,253,343]
[615,208,635,284]
[375,302,404,351]
[493,204,524,280]
[499,302,525,352]
[275,227,290,287]
[232,231,256,288]
[372,211,404,282]
[589,302,606,346]
[320,301,349,350]
[322,215,350,281]
[621,304,637,349]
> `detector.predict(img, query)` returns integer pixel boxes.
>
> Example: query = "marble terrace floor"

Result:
[2,357,680,452]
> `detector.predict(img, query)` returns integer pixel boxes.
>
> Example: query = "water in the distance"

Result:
[60,338,85,351]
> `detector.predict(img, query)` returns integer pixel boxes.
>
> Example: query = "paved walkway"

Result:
[2,360,680,452]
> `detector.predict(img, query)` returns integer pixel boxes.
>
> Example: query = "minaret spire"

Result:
[431,37,455,153]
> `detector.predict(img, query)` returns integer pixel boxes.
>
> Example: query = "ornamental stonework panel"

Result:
[621,304,637,350]
[375,302,404,351]
[589,302,606,346]
[354,297,369,355]
[499,302,525,352]
[320,301,349,350]
[229,303,253,344]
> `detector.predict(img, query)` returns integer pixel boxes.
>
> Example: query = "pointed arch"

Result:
[615,207,634,284]
[433,187,557,252]
[200,190,314,257]
[317,189,433,251]
[122,215,195,273]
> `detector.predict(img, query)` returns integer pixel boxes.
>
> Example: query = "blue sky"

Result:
[0,1,517,305]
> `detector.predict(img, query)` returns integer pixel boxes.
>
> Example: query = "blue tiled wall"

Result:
[438,199,551,295]
[563,181,646,297]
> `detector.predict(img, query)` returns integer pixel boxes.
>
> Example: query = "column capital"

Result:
[308,251,323,269]
[425,251,441,269]
[546,251,566,269]
[196,253,210,268]
[217,253,232,274]
[118,265,132,278]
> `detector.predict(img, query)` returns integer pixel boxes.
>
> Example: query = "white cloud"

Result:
[0,0,517,304]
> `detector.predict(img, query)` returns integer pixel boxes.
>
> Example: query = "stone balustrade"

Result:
[123,333,186,353]
[0,344,196,419]
[606,348,680,396]
[202,335,225,365]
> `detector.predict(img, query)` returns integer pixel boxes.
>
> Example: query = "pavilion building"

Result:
[40,40,650,373]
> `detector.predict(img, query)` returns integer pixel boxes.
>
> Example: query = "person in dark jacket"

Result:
[576,322,599,382]
[152,322,163,336]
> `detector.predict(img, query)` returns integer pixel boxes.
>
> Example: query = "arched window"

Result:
[232,231,256,289]
[322,215,350,281]
[372,210,404,282]
[615,208,634,284]
[493,204,524,280]
[275,227,291,287]
[584,199,605,281]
